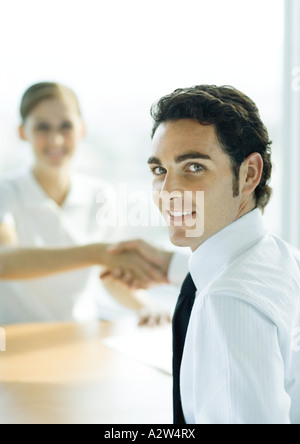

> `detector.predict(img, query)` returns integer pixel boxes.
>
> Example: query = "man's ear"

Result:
[241,153,264,197]
[18,124,27,141]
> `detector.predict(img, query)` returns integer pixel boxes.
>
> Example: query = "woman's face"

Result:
[19,97,85,171]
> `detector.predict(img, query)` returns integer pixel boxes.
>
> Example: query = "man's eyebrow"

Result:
[148,156,162,165]
[147,151,212,166]
[175,151,212,163]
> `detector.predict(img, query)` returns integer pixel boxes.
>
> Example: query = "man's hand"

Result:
[101,244,171,290]
[98,242,174,324]
[103,240,174,289]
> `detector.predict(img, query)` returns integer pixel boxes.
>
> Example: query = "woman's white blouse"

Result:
[0,171,118,324]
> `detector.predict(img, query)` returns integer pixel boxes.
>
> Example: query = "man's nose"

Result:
[157,174,185,208]
[159,173,180,196]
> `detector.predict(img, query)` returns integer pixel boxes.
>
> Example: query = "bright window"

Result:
[282,0,300,247]
[0,0,285,239]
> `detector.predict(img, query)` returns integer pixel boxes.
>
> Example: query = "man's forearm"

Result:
[0,244,108,280]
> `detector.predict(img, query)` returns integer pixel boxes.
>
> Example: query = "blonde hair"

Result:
[20,82,81,122]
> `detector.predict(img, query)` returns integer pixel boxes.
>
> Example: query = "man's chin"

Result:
[169,229,194,248]
[168,228,204,251]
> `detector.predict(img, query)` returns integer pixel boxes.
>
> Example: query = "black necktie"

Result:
[172,273,197,424]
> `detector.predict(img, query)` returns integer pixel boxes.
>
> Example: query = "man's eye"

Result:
[151,166,166,176]
[187,163,205,173]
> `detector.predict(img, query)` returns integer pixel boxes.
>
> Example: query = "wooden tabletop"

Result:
[0,320,172,424]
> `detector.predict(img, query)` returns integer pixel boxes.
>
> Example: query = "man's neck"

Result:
[235,199,257,222]
[190,201,258,253]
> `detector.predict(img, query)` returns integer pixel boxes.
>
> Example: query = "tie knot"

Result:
[180,273,197,296]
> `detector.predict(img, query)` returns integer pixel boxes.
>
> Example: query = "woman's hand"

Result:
[100,245,170,290]
[101,240,174,289]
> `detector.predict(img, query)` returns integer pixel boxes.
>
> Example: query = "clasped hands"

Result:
[101,240,173,290]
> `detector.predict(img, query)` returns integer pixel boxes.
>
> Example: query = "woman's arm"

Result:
[0,244,103,280]
[0,243,167,285]
[0,222,168,288]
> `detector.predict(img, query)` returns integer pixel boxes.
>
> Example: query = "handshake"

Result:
[0,239,174,326]
[99,240,174,326]
[0,239,173,286]
[100,240,173,290]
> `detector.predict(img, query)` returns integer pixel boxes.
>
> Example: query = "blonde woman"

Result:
[0,83,185,324]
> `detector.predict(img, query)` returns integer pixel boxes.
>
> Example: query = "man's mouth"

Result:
[169,211,194,217]
[167,210,197,225]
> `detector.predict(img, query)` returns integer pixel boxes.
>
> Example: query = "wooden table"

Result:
[0,320,172,424]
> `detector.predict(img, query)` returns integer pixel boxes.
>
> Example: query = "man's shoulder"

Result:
[205,232,300,328]
[277,234,300,265]
[224,231,300,284]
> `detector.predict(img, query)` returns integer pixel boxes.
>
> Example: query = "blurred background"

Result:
[1,1,299,425]
[0,0,299,246]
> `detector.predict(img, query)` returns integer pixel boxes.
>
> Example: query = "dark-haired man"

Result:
[150,85,300,425]
[113,85,300,424]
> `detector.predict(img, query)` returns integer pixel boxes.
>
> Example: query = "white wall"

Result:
[0,0,285,238]
[281,0,300,247]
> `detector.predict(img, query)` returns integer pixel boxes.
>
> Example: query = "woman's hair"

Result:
[20,82,81,122]
[151,85,273,210]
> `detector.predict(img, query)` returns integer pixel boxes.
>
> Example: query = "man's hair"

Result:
[20,82,81,122]
[150,85,272,210]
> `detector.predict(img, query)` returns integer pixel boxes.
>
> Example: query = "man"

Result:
[113,85,300,424]
[150,84,300,425]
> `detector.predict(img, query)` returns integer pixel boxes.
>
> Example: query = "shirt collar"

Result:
[189,209,267,292]
[22,170,89,208]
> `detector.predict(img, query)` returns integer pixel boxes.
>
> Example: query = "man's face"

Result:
[149,119,244,251]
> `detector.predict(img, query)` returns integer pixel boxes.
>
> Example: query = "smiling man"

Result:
[148,85,300,424]
[149,119,262,251]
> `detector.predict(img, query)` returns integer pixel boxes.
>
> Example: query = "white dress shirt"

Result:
[0,171,186,324]
[181,209,300,424]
